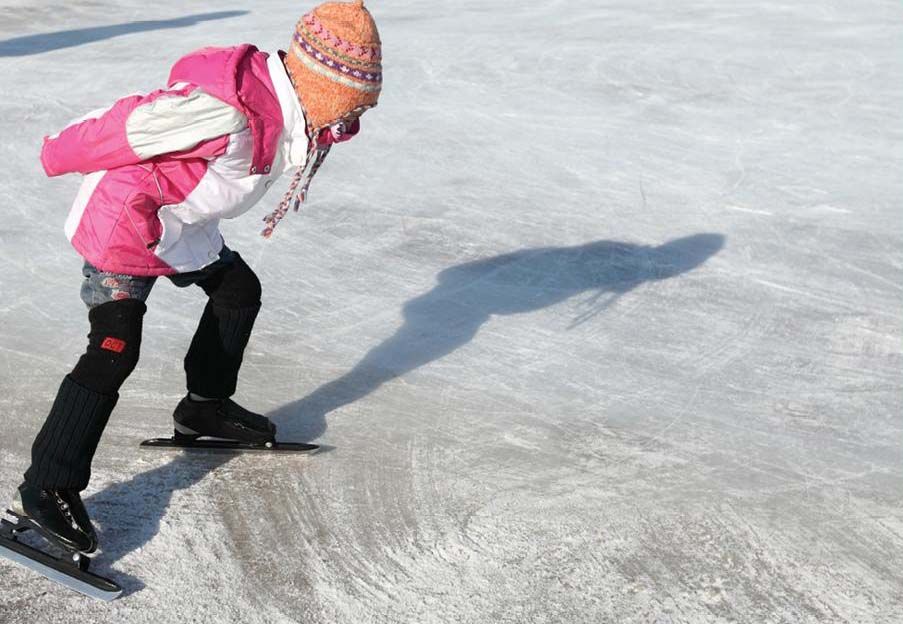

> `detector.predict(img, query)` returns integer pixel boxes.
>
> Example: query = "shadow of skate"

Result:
[0,11,249,57]
[84,451,235,596]
[269,233,725,441]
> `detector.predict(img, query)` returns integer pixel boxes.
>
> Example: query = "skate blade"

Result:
[139,437,320,454]
[0,531,121,601]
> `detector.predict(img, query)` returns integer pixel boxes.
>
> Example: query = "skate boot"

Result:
[173,395,276,445]
[9,482,97,553]
[1,483,121,600]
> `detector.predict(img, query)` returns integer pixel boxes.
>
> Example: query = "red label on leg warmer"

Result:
[100,337,127,353]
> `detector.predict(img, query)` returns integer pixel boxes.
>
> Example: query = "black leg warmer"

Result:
[24,376,118,491]
[184,253,262,399]
[24,299,146,491]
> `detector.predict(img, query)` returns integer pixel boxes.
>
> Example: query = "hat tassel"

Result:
[261,141,332,238]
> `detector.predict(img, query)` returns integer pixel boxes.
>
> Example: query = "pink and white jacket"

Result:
[41,44,313,276]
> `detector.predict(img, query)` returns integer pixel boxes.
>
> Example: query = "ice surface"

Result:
[0,1,901,622]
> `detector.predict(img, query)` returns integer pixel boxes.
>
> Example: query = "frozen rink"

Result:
[1,0,902,621]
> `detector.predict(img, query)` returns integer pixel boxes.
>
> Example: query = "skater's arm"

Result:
[40,85,246,177]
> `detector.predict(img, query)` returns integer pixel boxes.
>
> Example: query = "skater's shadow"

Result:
[85,451,235,596]
[270,233,725,441]
[79,233,723,595]
[0,11,248,57]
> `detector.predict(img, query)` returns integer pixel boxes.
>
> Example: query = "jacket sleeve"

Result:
[40,85,247,177]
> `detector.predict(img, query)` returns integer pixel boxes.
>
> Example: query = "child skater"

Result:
[11,0,382,556]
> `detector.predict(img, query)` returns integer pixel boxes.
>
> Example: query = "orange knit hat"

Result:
[285,0,382,134]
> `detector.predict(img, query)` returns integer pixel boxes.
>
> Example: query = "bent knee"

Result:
[203,253,262,308]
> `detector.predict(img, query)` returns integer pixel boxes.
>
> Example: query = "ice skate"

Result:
[140,395,319,454]
[0,483,121,600]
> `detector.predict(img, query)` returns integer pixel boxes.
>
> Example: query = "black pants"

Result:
[24,248,262,491]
